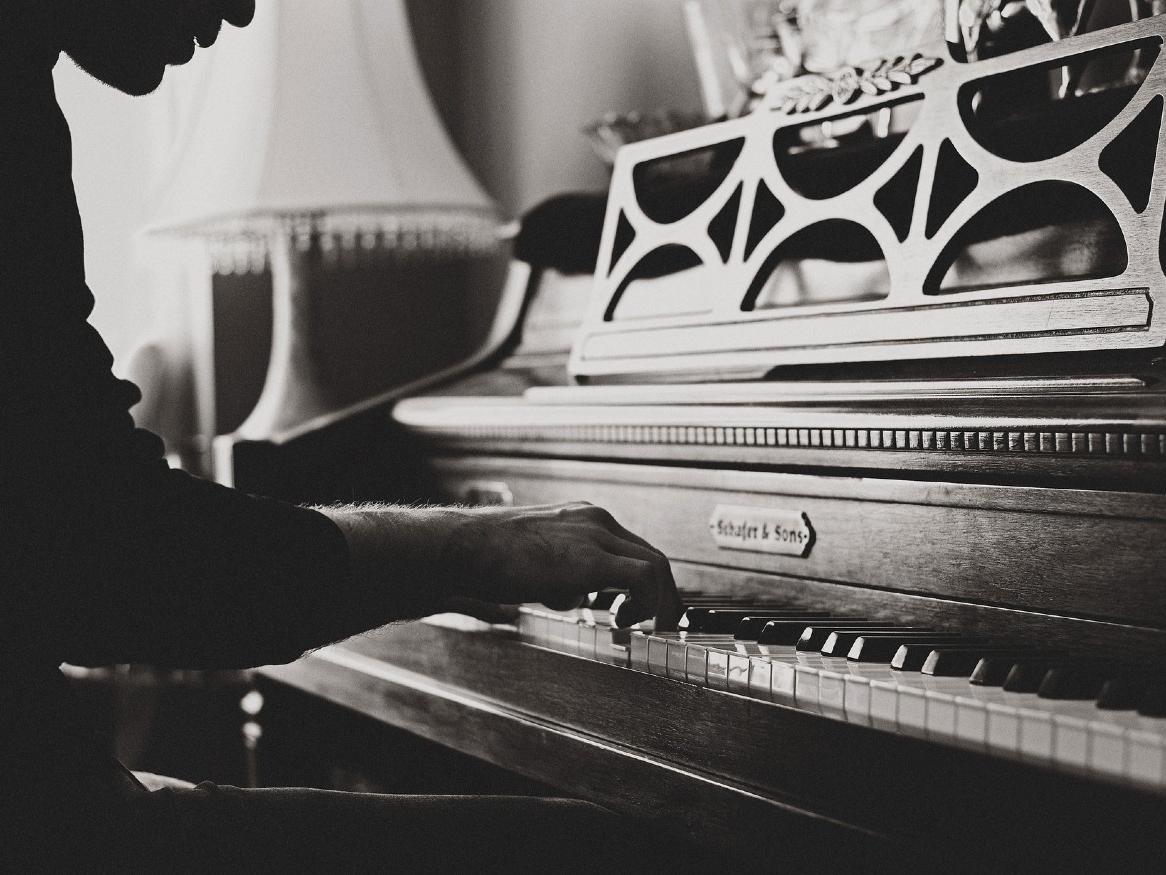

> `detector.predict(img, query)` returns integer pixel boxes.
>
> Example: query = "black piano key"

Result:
[1097,674,1152,711]
[684,608,827,635]
[820,629,947,657]
[889,641,989,671]
[758,618,874,646]
[734,613,840,640]
[921,647,1031,677]
[797,624,919,652]
[848,634,981,663]
[971,655,1035,687]
[997,658,1108,696]
[727,612,833,639]
[1038,664,1114,700]
[1138,684,1166,718]
[1003,659,1057,693]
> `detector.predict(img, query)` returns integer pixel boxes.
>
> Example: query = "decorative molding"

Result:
[572,16,1166,381]
[406,420,1166,459]
[763,54,943,115]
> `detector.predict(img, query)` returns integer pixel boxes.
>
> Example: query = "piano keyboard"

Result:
[516,595,1166,792]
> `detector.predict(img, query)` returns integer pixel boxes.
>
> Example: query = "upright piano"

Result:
[230,14,1166,869]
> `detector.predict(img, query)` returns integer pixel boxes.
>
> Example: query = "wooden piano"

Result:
[226,13,1166,869]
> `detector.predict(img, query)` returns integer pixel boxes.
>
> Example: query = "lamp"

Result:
[148,0,497,443]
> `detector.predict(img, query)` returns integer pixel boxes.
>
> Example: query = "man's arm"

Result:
[321,501,681,629]
[9,443,679,671]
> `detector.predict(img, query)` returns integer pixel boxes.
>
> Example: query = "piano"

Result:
[226,12,1166,869]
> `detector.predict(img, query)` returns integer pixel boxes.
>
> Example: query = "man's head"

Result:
[59,0,255,95]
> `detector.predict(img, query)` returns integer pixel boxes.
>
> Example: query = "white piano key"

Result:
[843,674,872,726]
[986,701,1021,756]
[869,679,899,732]
[685,642,709,685]
[1127,724,1166,789]
[1018,704,1054,763]
[579,623,599,659]
[769,656,799,705]
[547,614,568,649]
[525,604,1166,798]
[561,618,581,655]
[897,684,928,738]
[925,688,957,742]
[629,632,649,671]
[794,664,822,714]
[528,611,549,645]
[666,639,689,680]
[793,653,830,714]
[647,635,670,676]
[726,651,751,694]
[1052,711,1092,771]
[749,655,774,701]
[706,647,730,690]
[607,630,632,668]
[1089,721,1127,778]
[816,659,850,721]
[954,696,989,750]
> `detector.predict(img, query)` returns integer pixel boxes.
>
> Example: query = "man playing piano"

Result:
[0,0,680,868]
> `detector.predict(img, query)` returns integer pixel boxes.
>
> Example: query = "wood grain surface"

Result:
[258,622,1166,868]
[427,456,1166,633]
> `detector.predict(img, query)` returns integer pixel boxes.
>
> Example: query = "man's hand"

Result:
[443,502,681,628]
[321,502,682,631]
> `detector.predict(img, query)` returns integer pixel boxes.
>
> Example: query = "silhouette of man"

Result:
[0,1,679,868]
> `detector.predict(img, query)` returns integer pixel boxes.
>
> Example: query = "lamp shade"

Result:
[148,0,496,240]
[146,0,499,448]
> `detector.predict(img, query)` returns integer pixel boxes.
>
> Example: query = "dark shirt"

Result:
[0,9,363,844]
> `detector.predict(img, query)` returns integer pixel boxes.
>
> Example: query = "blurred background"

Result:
[56,0,702,382]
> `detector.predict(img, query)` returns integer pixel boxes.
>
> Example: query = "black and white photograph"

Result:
[2,0,1165,870]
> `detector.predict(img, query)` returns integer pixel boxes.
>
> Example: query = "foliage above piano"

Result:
[571,16,1166,382]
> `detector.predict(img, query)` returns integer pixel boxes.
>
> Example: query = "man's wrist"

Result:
[316,504,464,622]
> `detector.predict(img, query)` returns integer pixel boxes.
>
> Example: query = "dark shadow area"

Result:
[924,181,1127,294]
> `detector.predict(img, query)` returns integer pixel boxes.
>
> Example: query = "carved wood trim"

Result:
[572,16,1166,381]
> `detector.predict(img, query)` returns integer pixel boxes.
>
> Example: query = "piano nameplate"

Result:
[708,504,814,557]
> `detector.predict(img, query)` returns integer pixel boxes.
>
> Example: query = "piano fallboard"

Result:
[423,456,1166,653]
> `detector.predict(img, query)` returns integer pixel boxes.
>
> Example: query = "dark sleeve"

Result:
[1,51,371,670]
[5,424,368,670]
